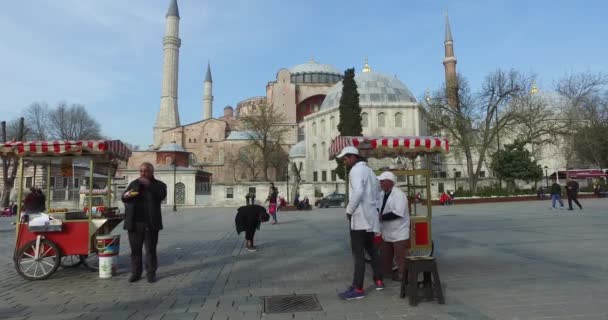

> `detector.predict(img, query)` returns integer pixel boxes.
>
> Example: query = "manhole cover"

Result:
[263,294,323,314]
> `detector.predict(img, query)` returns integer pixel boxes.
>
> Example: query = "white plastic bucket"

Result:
[96,234,120,279]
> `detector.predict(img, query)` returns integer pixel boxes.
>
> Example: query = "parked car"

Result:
[317,193,346,208]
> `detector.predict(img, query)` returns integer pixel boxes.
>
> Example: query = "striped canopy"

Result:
[329,136,449,160]
[0,140,132,162]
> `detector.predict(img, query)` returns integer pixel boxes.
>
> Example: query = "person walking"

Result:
[549,179,564,210]
[566,178,583,210]
[122,162,167,283]
[377,171,410,281]
[336,146,383,300]
[266,183,279,224]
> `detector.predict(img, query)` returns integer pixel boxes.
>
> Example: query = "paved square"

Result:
[1,198,608,319]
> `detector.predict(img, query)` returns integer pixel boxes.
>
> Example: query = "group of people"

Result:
[24,187,46,214]
[549,178,583,210]
[439,190,455,206]
[335,146,412,300]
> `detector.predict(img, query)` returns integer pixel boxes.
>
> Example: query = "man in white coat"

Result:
[377,171,410,281]
[336,146,384,300]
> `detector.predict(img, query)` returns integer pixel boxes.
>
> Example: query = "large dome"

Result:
[320,71,416,111]
[289,60,341,75]
[289,140,306,158]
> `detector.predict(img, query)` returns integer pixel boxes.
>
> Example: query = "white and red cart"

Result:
[0,140,131,280]
[329,136,450,256]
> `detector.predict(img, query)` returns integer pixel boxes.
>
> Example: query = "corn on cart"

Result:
[0,140,131,280]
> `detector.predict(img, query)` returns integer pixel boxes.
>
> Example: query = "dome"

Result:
[158,142,186,152]
[320,71,417,111]
[289,140,306,158]
[289,60,341,75]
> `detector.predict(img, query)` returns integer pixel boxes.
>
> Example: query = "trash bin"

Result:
[96,234,120,279]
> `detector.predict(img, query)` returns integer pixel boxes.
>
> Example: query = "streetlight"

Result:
[172,157,177,212]
[452,168,457,191]
[544,165,549,188]
[285,162,290,205]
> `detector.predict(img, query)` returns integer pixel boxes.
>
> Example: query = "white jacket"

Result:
[379,185,410,242]
[346,161,380,232]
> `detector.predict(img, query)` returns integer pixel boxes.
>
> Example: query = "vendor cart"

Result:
[0,140,131,280]
[329,136,449,256]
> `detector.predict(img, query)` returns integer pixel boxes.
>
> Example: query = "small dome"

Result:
[158,142,186,152]
[289,60,341,75]
[320,71,416,111]
[289,140,306,158]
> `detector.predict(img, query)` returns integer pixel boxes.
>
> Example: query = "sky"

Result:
[1,0,606,148]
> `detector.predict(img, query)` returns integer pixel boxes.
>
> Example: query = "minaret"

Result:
[202,62,213,120]
[443,12,459,109]
[153,0,181,148]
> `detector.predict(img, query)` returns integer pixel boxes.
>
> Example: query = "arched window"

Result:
[320,119,325,133]
[312,122,317,136]
[321,142,326,160]
[395,112,403,127]
[330,116,336,129]
[378,112,386,127]
[165,156,173,165]
[312,144,317,160]
[188,138,191,143]
[361,113,369,127]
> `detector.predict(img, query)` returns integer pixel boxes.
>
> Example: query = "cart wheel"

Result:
[15,239,61,280]
[81,252,99,271]
[60,255,83,268]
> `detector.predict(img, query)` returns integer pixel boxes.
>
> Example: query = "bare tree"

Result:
[23,102,51,140]
[508,91,569,159]
[556,71,608,168]
[425,69,528,193]
[238,146,264,181]
[239,103,291,181]
[48,102,102,140]
[1,118,27,207]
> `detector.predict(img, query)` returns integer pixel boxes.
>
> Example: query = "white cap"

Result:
[336,146,359,158]
[377,171,396,182]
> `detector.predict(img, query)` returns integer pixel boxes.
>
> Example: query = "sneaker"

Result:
[551,207,556,210]
[246,246,258,252]
[560,207,565,210]
[375,279,385,291]
[338,286,365,300]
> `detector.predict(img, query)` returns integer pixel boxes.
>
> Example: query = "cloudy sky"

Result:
[1,0,606,147]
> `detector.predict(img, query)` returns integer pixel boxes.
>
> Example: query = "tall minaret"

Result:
[153,0,181,148]
[443,12,459,109]
[202,62,213,120]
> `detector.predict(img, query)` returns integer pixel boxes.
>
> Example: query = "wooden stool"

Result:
[400,256,445,306]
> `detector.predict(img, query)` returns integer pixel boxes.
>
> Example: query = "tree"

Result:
[425,69,529,193]
[48,102,103,140]
[335,68,362,179]
[555,71,608,168]
[1,118,27,207]
[490,140,543,191]
[237,146,264,181]
[239,103,290,181]
[23,102,51,140]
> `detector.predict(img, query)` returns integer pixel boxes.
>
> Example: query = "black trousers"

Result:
[245,225,256,242]
[350,230,382,290]
[568,194,582,209]
[128,222,159,276]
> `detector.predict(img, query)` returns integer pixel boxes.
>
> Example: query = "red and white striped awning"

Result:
[0,140,132,162]
[329,136,449,160]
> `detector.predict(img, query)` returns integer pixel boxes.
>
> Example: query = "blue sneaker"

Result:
[338,286,365,300]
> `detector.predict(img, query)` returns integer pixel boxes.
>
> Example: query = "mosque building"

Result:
[124,0,513,206]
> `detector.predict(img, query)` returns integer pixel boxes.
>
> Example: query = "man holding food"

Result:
[122,162,167,283]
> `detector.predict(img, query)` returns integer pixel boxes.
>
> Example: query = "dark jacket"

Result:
[566,180,579,195]
[122,177,167,231]
[550,183,562,195]
[235,204,269,234]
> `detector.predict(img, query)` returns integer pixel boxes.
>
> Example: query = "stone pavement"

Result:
[1,198,608,320]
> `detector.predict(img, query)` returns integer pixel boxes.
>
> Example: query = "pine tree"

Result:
[335,68,362,179]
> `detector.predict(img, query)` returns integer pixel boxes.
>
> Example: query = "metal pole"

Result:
[46,162,51,211]
[496,107,501,190]
[173,160,177,212]
[286,164,289,204]
[544,167,549,188]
